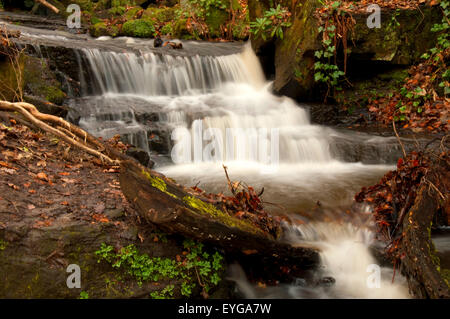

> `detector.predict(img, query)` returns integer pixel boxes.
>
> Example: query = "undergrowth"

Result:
[95,239,224,299]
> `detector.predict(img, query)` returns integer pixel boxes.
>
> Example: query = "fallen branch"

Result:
[35,0,60,14]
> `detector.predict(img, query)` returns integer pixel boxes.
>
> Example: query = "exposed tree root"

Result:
[0,100,120,165]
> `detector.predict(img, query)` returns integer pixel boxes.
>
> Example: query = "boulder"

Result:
[249,1,442,102]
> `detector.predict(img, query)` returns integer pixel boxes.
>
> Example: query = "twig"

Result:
[392,121,407,158]
[222,164,236,195]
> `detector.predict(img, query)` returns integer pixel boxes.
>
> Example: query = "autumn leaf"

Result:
[36,172,49,182]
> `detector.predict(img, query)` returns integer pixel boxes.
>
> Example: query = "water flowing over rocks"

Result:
[0,11,447,299]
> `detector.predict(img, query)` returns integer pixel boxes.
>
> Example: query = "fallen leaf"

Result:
[36,172,48,182]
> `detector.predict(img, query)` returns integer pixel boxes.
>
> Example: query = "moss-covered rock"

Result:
[121,19,155,38]
[143,6,176,23]
[160,22,174,36]
[89,22,119,37]
[22,55,67,105]
[172,18,190,39]
[42,86,66,105]
[123,6,143,20]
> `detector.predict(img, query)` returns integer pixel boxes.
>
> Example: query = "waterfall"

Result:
[75,44,334,164]
[81,46,261,96]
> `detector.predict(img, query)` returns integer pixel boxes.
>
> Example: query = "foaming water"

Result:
[228,221,410,299]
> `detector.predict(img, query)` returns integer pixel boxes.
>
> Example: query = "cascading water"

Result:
[228,220,410,299]
[9,23,409,298]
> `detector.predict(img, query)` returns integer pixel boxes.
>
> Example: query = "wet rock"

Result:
[89,22,119,38]
[126,146,153,168]
[148,127,171,155]
[294,278,307,287]
[317,277,336,287]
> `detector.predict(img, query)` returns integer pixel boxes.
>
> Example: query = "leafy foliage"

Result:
[79,291,89,299]
[95,240,224,299]
[313,1,352,100]
[250,5,292,41]
[150,285,174,299]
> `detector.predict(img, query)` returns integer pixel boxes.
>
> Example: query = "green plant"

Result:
[314,21,345,99]
[190,0,227,18]
[0,239,7,250]
[95,240,224,298]
[250,5,292,40]
[150,285,174,299]
[79,291,89,299]
[388,9,401,30]
[424,0,450,96]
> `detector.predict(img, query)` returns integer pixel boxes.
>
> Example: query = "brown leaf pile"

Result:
[190,183,282,238]
[355,152,431,239]
[368,49,449,132]
[355,148,449,260]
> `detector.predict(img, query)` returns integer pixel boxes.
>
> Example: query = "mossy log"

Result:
[119,160,319,266]
[399,184,450,298]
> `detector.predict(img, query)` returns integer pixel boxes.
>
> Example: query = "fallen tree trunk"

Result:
[119,160,319,266]
[399,183,450,298]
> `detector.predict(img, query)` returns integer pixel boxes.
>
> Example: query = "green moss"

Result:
[143,6,176,23]
[71,0,94,12]
[124,7,142,20]
[182,196,267,236]
[122,19,155,38]
[109,6,126,16]
[172,19,190,39]
[90,16,102,25]
[43,86,66,105]
[441,269,450,288]
[160,22,173,36]
[141,170,177,198]
[89,22,119,37]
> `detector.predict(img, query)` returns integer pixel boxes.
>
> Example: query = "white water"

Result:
[228,221,409,299]
[72,43,410,298]
[82,47,258,96]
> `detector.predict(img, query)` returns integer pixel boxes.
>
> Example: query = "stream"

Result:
[6,22,415,298]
